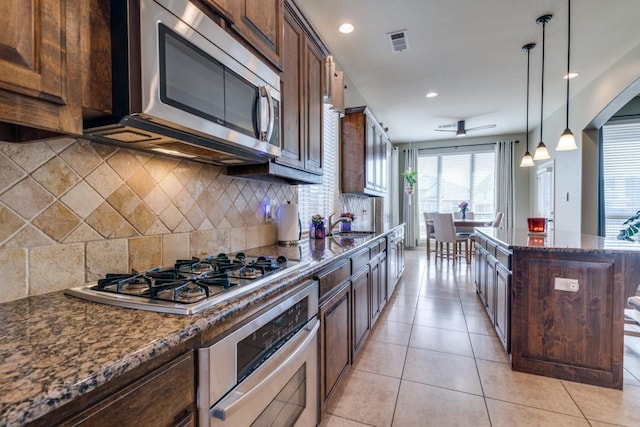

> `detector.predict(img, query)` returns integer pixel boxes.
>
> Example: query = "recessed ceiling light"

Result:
[425,92,438,98]
[564,72,579,79]
[339,23,354,34]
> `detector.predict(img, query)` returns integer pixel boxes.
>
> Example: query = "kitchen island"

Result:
[475,227,640,390]
[0,226,404,426]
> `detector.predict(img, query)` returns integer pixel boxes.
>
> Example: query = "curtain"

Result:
[403,148,418,247]
[495,140,515,229]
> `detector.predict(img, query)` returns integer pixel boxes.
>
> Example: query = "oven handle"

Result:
[211,317,319,421]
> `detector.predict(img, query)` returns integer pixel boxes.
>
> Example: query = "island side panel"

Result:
[511,248,625,389]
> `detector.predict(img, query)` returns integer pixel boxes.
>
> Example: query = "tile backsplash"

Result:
[0,138,296,303]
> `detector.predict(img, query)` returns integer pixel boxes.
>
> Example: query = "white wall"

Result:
[528,44,640,234]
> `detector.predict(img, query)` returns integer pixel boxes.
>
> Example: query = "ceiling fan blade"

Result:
[466,124,496,132]
[434,128,457,132]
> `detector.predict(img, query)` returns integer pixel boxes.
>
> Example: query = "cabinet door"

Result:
[370,259,380,326]
[365,117,377,191]
[0,0,82,139]
[351,266,370,358]
[304,38,323,174]
[319,282,351,405]
[475,247,487,305]
[278,9,305,170]
[379,252,388,308]
[486,254,497,324]
[207,0,282,68]
[62,351,195,426]
[495,263,511,352]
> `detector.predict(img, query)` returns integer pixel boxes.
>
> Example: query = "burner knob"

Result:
[276,256,287,265]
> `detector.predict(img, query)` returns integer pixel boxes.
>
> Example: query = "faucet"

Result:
[328,213,348,235]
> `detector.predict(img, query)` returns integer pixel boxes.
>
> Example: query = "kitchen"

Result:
[1,0,640,426]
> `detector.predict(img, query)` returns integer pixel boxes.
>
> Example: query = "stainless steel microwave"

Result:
[83,0,281,165]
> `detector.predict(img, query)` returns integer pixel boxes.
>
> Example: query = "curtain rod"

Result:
[402,140,519,152]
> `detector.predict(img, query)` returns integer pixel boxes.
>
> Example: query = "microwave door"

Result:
[224,70,261,139]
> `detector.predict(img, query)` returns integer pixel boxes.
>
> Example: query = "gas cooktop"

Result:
[65,253,307,315]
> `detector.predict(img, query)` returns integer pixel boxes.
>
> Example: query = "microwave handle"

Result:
[259,86,275,142]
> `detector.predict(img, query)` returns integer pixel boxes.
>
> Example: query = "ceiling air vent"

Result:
[388,30,409,52]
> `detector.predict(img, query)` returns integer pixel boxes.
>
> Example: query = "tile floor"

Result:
[320,248,640,426]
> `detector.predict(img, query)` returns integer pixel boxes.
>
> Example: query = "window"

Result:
[298,105,339,229]
[417,149,496,241]
[602,121,640,237]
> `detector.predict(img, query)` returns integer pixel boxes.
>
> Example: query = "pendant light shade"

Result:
[557,0,578,151]
[520,43,536,168]
[533,15,552,161]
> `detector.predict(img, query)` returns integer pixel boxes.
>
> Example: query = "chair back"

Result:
[466,211,475,219]
[493,212,504,228]
[433,213,457,243]
[454,211,474,219]
[423,212,436,235]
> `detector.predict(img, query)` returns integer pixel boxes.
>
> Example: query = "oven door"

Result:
[208,318,319,427]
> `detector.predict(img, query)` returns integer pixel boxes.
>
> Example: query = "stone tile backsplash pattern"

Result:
[0,139,296,303]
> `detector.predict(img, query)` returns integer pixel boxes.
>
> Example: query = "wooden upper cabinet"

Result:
[0,0,82,141]
[279,8,305,170]
[200,0,283,69]
[341,106,389,196]
[275,1,323,175]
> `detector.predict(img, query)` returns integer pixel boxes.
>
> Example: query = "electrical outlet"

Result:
[555,277,579,292]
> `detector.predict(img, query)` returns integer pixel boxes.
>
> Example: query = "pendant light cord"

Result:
[540,18,546,143]
[565,0,571,128]
[526,46,531,151]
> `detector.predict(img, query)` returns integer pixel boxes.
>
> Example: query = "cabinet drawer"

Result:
[63,351,195,426]
[317,259,351,301]
[496,246,512,270]
[369,243,380,257]
[486,241,497,257]
[350,248,370,273]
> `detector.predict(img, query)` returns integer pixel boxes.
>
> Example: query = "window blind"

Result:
[416,148,496,241]
[298,105,339,230]
[602,121,640,237]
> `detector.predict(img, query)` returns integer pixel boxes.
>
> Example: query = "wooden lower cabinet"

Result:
[474,235,510,354]
[351,266,370,358]
[495,262,511,352]
[34,350,196,427]
[511,250,626,389]
[319,282,351,406]
[485,254,497,325]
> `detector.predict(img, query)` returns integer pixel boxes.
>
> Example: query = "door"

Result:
[537,161,555,232]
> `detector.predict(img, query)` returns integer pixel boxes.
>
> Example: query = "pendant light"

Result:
[533,15,552,161]
[557,0,578,151]
[520,43,536,168]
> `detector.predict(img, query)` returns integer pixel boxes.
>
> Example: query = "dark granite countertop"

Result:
[475,227,640,253]
[0,228,398,426]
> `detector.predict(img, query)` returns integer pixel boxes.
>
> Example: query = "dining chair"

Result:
[432,212,469,265]
[423,212,437,259]
[492,212,504,228]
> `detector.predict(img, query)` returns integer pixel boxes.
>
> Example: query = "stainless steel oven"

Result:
[198,280,319,427]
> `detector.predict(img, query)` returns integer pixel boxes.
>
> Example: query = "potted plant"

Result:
[339,212,356,232]
[617,210,640,242]
[401,169,417,194]
[310,214,326,239]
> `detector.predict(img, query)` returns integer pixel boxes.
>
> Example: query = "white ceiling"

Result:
[294,0,640,143]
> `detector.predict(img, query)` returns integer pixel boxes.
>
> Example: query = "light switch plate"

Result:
[555,277,579,292]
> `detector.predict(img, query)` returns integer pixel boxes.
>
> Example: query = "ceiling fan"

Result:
[435,120,496,137]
